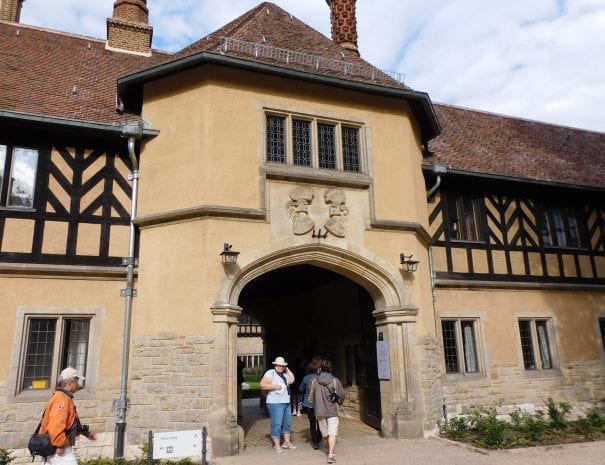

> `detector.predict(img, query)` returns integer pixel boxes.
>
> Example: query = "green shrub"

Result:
[584,403,604,428]
[441,416,469,441]
[243,365,264,382]
[509,407,548,444]
[546,398,571,429]
[0,449,14,465]
[466,404,506,448]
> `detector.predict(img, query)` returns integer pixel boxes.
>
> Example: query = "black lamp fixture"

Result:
[220,243,240,265]
[400,253,419,273]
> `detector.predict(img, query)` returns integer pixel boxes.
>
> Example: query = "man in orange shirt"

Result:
[40,367,96,465]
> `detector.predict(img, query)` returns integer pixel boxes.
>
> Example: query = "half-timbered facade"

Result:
[0,0,603,460]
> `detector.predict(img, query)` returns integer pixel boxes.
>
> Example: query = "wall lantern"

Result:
[220,243,240,265]
[400,253,419,273]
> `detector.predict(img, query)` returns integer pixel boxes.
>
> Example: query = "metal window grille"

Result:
[266,115,286,163]
[318,123,336,170]
[292,119,311,167]
[518,320,536,370]
[342,127,360,172]
[23,319,57,390]
[441,320,459,373]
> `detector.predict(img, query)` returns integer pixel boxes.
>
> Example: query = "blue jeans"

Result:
[266,402,291,439]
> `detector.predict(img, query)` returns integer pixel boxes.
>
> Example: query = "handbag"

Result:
[28,410,56,461]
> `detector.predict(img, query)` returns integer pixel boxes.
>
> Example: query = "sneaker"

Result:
[272,446,283,453]
[312,443,319,450]
[282,442,297,449]
[327,455,336,463]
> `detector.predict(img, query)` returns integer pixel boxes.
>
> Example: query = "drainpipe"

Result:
[426,164,447,202]
[114,121,143,459]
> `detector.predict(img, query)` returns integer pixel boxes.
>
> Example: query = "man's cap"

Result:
[58,367,85,382]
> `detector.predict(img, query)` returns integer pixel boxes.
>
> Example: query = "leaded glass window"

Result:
[441,319,480,374]
[342,127,360,172]
[266,115,286,163]
[292,119,311,167]
[518,318,555,371]
[264,113,364,173]
[318,123,336,170]
[21,317,91,391]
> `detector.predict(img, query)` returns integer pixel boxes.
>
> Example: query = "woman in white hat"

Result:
[260,356,297,452]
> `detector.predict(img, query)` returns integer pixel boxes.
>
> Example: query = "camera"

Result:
[76,420,90,437]
[329,392,340,404]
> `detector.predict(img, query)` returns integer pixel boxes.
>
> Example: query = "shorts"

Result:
[317,416,339,437]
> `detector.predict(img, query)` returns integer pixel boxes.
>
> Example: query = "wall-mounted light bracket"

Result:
[400,253,419,273]
[220,243,240,265]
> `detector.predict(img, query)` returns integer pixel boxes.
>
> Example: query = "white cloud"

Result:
[19,0,605,132]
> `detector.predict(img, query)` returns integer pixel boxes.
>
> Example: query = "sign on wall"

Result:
[376,340,391,379]
[153,430,203,459]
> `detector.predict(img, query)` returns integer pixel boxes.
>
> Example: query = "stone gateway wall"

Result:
[128,333,214,451]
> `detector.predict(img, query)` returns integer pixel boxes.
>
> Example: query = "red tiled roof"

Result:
[1,2,603,190]
[0,20,171,126]
[170,2,404,88]
[427,104,605,189]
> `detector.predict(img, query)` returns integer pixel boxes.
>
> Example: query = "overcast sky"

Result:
[20,0,604,133]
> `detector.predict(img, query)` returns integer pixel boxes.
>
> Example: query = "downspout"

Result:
[426,164,447,202]
[426,163,447,426]
[114,121,143,459]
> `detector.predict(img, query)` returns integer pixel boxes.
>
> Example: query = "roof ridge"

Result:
[434,102,605,135]
[177,2,276,56]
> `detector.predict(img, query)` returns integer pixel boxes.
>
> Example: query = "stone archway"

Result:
[211,242,424,453]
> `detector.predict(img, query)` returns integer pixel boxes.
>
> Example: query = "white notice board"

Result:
[153,430,203,459]
[376,340,391,379]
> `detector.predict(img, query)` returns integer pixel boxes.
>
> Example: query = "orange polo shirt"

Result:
[40,390,76,448]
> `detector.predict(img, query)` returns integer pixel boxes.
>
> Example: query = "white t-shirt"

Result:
[262,368,290,404]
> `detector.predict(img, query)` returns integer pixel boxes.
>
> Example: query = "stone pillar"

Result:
[210,302,242,456]
[373,306,425,438]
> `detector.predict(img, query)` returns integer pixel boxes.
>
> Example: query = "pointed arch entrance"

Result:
[238,264,382,429]
[211,243,423,453]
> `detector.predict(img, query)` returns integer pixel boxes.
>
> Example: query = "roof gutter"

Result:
[0,109,160,138]
[117,51,441,142]
[422,164,605,194]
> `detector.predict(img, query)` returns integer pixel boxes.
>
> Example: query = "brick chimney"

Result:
[0,0,24,22]
[106,0,153,56]
[325,0,359,55]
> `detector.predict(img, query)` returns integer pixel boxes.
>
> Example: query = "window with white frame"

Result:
[20,316,90,391]
[518,318,555,371]
[0,144,39,209]
[265,113,363,173]
[441,319,481,374]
